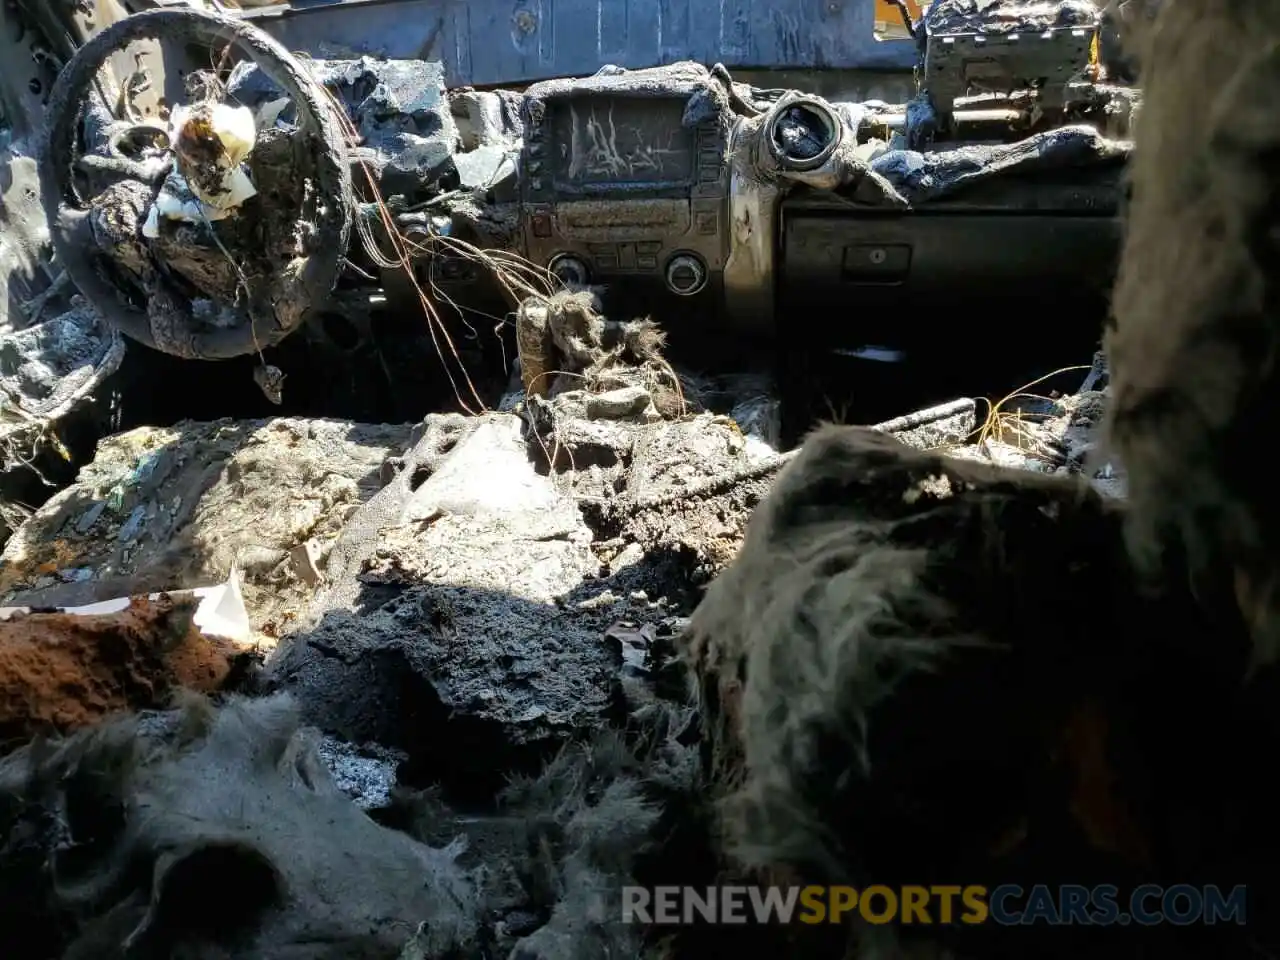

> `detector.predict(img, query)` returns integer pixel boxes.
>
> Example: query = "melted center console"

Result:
[519,65,732,325]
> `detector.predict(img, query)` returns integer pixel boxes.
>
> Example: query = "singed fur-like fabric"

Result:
[1104,0,1280,667]
[684,425,1276,958]
[0,689,708,960]
[0,694,480,960]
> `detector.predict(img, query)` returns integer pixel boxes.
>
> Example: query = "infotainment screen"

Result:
[545,95,697,189]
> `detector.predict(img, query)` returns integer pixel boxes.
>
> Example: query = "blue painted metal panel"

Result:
[235,0,917,87]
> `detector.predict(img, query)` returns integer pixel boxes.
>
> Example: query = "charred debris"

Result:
[0,2,1173,958]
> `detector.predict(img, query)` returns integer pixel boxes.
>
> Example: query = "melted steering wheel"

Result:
[40,7,353,360]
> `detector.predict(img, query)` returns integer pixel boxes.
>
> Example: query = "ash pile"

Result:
[0,287,1124,960]
[0,300,784,959]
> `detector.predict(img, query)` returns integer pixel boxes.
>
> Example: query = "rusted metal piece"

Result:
[0,592,247,746]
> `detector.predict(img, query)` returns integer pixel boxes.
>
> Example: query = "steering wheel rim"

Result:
[40,7,353,360]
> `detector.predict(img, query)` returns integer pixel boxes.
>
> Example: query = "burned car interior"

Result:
[24,2,1280,960]
[8,0,1135,438]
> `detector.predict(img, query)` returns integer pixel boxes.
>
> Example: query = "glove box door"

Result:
[778,205,1122,350]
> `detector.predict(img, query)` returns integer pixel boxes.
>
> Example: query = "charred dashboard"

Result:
[32,1,1135,416]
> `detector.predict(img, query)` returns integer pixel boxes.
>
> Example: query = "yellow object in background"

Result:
[876,0,923,20]
[874,0,925,38]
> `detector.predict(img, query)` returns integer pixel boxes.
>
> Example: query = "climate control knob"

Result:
[665,253,707,296]
[548,254,589,287]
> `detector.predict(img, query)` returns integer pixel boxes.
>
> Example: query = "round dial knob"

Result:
[665,254,707,296]
[548,254,589,287]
